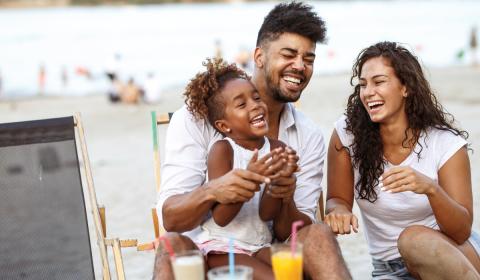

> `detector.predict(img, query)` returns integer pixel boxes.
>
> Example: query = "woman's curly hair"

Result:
[184,58,249,129]
[346,41,468,202]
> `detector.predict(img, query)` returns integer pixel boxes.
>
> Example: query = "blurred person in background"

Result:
[470,25,478,66]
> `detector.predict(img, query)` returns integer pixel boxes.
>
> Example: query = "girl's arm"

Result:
[209,140,245,227]
[325,130,359,234]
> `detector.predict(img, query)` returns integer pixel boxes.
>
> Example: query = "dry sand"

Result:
[1,66,479,279]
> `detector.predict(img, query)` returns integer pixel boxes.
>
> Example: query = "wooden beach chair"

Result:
[0,114,136,280]
[140,111,324,247]
[147,112,172,242]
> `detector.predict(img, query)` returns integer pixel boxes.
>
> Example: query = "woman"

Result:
[325,41,480,279]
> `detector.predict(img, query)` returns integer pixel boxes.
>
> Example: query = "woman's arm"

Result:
[325,130,359,234]
[433,148,472,243]
[382,147,473,244]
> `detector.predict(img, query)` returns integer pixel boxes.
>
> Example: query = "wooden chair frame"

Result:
[75,113,138,279]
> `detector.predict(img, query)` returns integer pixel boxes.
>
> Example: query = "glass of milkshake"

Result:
[171,250,205,280]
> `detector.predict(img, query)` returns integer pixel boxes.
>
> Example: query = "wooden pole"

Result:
[112,238,126,280]
[74,113,112,280]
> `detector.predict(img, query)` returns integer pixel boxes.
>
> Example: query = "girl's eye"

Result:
[359,84,366,88]
[375,81,385,85]
[237,103,246,108]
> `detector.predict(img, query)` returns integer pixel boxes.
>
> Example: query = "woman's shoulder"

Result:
[424,127,467,144]
[333,114,353,146]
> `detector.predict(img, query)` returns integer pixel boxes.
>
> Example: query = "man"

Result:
[154,2,351,279]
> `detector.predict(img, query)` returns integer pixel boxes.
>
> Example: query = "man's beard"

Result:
[265,71,302,103]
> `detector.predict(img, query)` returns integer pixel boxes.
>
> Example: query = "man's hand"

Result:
[266,147,299,201]
[268,174,297,201]
[207,168,270,204]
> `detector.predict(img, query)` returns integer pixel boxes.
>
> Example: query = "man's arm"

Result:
[163,169,268,232]
[273,131,326,241]
[259,139,285,221]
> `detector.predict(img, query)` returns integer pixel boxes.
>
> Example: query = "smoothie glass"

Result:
[271,243,303,280]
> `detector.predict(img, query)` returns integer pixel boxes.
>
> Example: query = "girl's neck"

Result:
[228,135,265,151]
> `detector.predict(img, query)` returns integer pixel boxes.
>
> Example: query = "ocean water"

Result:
[0,0,479,97]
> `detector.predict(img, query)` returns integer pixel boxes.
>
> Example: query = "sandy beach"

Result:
[1,66,479,279]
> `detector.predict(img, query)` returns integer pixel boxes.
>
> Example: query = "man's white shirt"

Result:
[156,103,326,241]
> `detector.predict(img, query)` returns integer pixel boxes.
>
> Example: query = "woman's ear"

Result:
[402,85,408,97]
[215,120,231,134]
[254,47,264,68]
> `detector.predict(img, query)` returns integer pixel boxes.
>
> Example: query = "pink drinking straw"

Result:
[159,236,176,260]
[291,220,304,256]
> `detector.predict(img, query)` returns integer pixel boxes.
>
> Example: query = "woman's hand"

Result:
[324,205,359,235]
[381,166,439,196]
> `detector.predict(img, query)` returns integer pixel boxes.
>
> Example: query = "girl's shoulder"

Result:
[209,139,233,156]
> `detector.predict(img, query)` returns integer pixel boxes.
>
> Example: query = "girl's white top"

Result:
[335,115,467,260]
[196,137,272,252]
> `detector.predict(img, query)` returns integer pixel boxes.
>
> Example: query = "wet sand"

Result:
[1,66,479,279]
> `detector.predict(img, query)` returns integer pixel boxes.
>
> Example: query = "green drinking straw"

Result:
[291,220,304,256]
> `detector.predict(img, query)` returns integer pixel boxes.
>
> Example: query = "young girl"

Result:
[184,58,298,279]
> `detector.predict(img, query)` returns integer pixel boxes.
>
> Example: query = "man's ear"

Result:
[254,46,265,68]
[215,120,231,134]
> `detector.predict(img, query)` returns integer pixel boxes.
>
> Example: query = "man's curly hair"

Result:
[184,58,249,129]
[345,41,468,202]
[256,1,327,47]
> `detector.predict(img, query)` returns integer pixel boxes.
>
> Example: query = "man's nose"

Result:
[292,57,305,72]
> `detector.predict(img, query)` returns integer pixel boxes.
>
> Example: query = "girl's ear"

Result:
[254,47,264,68]
[215,120,231,134]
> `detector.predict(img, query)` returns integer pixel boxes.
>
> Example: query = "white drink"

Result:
[171,251,205,280]
[207,265,253,280]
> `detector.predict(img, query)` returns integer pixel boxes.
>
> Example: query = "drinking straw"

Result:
[291,220,304,256]
[159,236,175,260]
[229,236,235,279]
